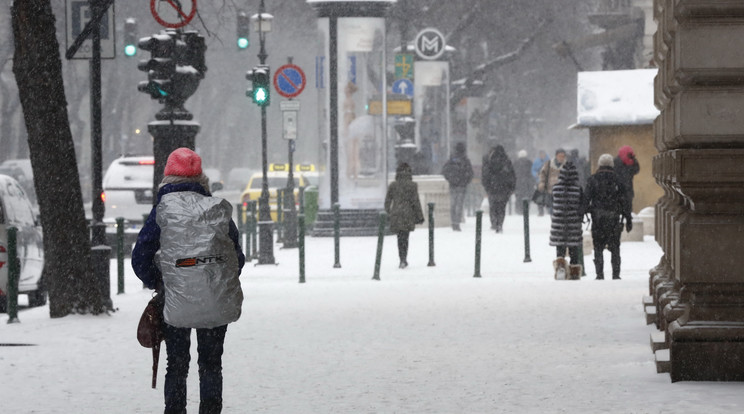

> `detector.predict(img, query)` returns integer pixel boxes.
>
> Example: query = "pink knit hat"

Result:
[163,148,202,177]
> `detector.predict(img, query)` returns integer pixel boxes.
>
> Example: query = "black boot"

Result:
[593,258,604,280]
[199,398,222,414]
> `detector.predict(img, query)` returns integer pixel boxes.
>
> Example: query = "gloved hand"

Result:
[625,220,633,233]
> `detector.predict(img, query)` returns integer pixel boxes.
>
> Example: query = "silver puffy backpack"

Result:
[156,191,243,329]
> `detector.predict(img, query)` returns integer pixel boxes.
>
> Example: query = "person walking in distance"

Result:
[613,145,640,213]
[385,162,425,268]
[549,162,584,280]
[132,148,245,414]
[537,148,567,215]
[513,149,534,215]
[584,153,632,280]
[531,150,551,216]
[481,145,516,233]
[441,142,473,231]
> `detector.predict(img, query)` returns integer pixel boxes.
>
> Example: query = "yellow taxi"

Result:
[295,163,320,187]
[240,164,308,222]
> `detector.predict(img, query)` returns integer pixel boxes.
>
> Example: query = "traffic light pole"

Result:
[257,103,275,264]
[89,0,112,311]
[255,0,275,264]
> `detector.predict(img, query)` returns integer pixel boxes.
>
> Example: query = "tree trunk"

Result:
[11,1,105,317]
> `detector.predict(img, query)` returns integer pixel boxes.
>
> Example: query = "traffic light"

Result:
[246,65,270,106]
[170,31,207,106]
[237,10,250,50]
[124,18,137,57]
[137,32,176,100]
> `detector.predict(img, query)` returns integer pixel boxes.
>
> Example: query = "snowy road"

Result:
[2,213,743,413]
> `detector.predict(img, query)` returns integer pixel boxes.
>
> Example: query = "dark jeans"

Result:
[556,246,580,265]
[397,231,410,262]
[592,216,622,277]
[164,323,228,414]
[487,193,510,230]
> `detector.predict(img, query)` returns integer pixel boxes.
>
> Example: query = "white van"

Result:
[0,174,45,312]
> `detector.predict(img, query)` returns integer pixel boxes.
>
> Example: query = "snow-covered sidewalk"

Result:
[2,213,742,413]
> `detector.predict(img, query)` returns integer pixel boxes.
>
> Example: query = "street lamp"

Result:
[252,0,276,264]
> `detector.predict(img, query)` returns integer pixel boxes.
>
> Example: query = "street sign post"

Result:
[274,63,307,99]
[414,27,446,60]
[395,54,413,79]
[280,100,300,140]
[66,0,115,59]
[150,0,197,28]
[392,78,414,97]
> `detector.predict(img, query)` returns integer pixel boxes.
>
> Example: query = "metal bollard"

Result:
[299,214,306,283]
[372,211,387,281]
[474,210,482,278]
[522,199,532,263]
[240,203,251,262]
[236,203,245,252]
[299,186,306,215]
[333,203,341,268]
[7,227,20,323]
[427,202,435,267]
[116,217,125,295]
[276,189,284,243]
[249,200,258,259]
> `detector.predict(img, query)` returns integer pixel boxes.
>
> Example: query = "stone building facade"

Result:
[648,0,744,381]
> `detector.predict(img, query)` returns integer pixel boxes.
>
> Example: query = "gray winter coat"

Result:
[549,162,584,247]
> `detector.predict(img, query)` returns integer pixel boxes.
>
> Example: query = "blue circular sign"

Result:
[273,64,306,98]
[392,79,414,97]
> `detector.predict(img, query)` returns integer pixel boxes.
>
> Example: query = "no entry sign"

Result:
[151,0,197,29]
[274,64,306,99]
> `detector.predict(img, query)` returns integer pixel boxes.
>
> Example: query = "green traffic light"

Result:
[124,44,137,57]
[254,87,268,105]
[237,37,249,49]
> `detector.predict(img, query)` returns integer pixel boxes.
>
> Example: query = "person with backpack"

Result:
[481,145,516,232]
[132,147,245,414]
[584,153,632,280]
[549,161,584,280]
[441,142,473,231]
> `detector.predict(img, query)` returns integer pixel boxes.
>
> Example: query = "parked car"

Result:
[0,158,37,208]
[240,165,308,222]
[0,174,45,312]
[102,155,155,253]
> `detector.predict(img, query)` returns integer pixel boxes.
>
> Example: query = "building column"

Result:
[651,0,744,381]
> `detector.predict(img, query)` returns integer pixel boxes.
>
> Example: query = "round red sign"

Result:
[151,0,197,29]
[273,64,307,99]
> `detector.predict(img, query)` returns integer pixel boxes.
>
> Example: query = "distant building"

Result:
[571,68,662,213]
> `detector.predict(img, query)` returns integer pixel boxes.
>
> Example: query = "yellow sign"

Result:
[296,163,316,172]
[368,99,412,115]
[269,163,289,172]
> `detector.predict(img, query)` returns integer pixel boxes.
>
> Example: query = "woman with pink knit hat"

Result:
[613,145,639,212]
[133,147,245,414]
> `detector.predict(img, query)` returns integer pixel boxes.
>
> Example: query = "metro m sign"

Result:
[415,28,445,60]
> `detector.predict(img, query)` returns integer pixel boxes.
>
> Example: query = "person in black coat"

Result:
[481,145,516,232]
[549,162,584,279]
[614,145,640,213]
[385,163,424,268]
[584,153,633,280]
[441,142,473,231]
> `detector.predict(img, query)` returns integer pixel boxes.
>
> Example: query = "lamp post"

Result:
[253,0,276,264]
